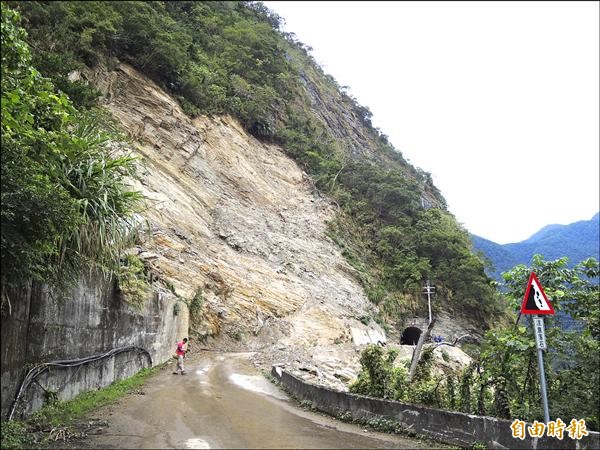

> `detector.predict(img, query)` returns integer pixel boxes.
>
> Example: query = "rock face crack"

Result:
[90,62,451,391]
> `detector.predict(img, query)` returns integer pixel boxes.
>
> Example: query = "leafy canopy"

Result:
[1,4,142,305]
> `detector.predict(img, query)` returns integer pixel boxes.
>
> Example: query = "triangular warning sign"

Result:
[521,272,555,315]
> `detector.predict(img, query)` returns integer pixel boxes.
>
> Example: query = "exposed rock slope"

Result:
[87,63,389,389]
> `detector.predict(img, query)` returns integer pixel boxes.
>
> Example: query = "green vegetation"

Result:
[350,344,441,407]
[166,281,176,295]
[6,4,594,428]
[117,254,150,308]
[0,365,160,449]
[32,366,159,426]
[271,364,448,447]
[0,420,34,449]
[228,329,244,341]
[351,256,600,431]
[1,3,142,309]
[476,256,599,429]
[7,0,502,323]
[188,287,204,319]
[299,399,315,411]
[333,408,447,447]
[357,315,371,326]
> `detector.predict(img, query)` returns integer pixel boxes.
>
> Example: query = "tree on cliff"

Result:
[1,4,142,310]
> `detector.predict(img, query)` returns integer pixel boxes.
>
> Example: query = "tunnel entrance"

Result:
[400,327,422,345]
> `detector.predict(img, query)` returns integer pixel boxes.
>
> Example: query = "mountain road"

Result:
[67,351,442,449]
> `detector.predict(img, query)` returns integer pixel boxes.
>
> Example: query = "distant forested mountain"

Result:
[472,212,600,279]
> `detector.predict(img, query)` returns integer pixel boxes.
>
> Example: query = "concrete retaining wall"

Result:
[1,275,187,419]
[19,348,151,418]
[272,366,599,450]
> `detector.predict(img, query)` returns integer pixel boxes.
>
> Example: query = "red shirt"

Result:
[176,341,186,356]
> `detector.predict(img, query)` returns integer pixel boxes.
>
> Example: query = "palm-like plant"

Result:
[1,5,145,312]
[56,109,144,280]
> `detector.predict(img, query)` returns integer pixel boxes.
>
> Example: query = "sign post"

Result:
[533,316,550,423]
[521,272,554,424]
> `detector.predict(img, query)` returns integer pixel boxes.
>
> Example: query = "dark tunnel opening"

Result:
[400,326,422,345]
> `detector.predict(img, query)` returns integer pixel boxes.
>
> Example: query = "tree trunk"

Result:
[408,319,436,382]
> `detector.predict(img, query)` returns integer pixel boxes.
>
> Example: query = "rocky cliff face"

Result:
[297,59,444,209]
[81,63,397,389]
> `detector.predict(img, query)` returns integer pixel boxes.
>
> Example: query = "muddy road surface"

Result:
[72,352,440,449]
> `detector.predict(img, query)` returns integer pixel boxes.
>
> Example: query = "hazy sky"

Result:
[263,1,599,244]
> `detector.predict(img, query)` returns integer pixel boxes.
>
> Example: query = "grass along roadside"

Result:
[1,364,163,449]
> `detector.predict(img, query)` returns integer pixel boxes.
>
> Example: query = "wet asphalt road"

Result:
[75,351,441,449]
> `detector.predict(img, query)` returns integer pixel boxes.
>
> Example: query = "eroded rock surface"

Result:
[86,63,387,390]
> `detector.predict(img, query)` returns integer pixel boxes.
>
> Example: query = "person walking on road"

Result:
[173,337,188,375]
